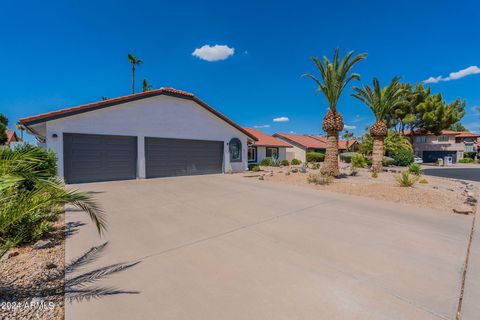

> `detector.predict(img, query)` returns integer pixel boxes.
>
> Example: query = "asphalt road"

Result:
[423,167,480,182]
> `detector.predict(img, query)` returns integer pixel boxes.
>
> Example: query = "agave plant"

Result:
[303,48,366,177]
[352,77,407,173]
[0,147,106,256]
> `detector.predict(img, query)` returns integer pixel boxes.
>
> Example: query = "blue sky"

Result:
[1,0,479,142]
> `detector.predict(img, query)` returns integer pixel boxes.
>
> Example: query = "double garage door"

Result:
[422,151,457,164]
[63,133,224,183]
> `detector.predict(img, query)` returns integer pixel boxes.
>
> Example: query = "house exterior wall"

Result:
[44,95,249,179]
[412,135,467,161]
[275,136,307,162]
[249,146,288,164]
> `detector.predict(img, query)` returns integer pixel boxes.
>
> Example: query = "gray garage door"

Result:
[422,151,457,164]
[145,137,224,178]
[64,133,137,184]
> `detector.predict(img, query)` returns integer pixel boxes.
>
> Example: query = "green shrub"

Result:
[464,151,477,160]
[459,158,475,163]
[270,156,281,167]
[340,152,359,163]
[351,154,366,169]
[408,163,422,175]
[248,163,257,170]
[280,160,290,166]
[390,149,414,166]
[291,158,302,165]
[366,158,373,166]
[419,178,428,184]
[395,171,419,187]
[308,162,320,169]
[371,172,378,178]
[307,172,333,185]
[306,152,324,163]
[249,164,261,172]
[260,157,272,166]
[383,156,396,166]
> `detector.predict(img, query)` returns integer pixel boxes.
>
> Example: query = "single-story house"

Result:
[1,129,20,146]
[20,88,257,183]
[273,133,358,162]
[408,129,480,163]
[243,128,291,164]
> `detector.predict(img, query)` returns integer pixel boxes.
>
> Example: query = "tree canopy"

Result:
[0,113,8,145]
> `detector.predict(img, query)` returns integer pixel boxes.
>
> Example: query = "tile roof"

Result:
[244,128,292,147]
[273,133,327,149]
[309,135,357,150]
[406,129,480,138]
[4,130,18,144]
[455,132,480,138]
[19,87,257,141]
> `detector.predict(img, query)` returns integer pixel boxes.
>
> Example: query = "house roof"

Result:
[406,129,480,138]
[273,133,327,149]
[3,130,19,144]
[244,128,292,147]
[309,135,357,150]
[19,87,257,141]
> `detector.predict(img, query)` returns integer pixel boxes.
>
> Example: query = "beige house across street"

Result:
[409,129,479,163]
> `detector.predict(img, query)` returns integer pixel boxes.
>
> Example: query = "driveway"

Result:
[423,165,480,182]
[66,175,473,320]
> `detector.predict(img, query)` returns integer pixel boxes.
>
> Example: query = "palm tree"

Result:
[303,49,366,176]
[128,54,143,94]
[142,79,153,92]
[351,77,407,173]
[342,130,354,151]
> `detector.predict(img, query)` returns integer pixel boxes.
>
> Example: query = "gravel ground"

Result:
[247,164,478,214]
[0,217,65,320]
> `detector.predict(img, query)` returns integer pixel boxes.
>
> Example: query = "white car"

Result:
[413,157,423,164]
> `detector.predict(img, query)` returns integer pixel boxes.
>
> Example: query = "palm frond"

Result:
[66,261,141,288]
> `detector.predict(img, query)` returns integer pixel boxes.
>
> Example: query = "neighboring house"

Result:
[1,129,20,146]
[409,129,480,163]
[243,128,291,164]
[273,133,357,162]
[20,88,257,184]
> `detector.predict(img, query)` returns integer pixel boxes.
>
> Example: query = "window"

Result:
[229,138,242,162]
[438,136,449,142]
[415,136,427,143]
[266,147,279,159]
[248,146,257,162]
[465,143,474,152]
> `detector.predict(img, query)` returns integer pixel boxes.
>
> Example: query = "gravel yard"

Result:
[246,164,478,214]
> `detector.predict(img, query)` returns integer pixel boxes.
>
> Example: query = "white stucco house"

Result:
[20,88,257,183]
[243,128,291,164]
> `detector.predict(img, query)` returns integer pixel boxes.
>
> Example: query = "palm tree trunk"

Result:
[321,131,340,176]
[131,66,135,94]
[372,136,384,173]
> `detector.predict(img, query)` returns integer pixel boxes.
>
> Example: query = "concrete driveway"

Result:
[65,175,474,320]
[423,164,480,182]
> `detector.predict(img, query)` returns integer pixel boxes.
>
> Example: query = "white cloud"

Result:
[423,66,480,83]
[192,44,234,62]
[344,125,356,130]
[273,116,289,122]
[253,124,271,129]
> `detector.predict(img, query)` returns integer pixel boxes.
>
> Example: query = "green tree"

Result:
[142,79,153,92]
[128,53,143,94]
[342,130,354,151]
[359,131,412,156]
[449,122,469,132]
[0,113,8,145]
[352,77,407,173]
[303,48,366,177]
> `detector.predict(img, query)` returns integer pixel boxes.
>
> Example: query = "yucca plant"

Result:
[0,147,106,256]
[395,170,419,187]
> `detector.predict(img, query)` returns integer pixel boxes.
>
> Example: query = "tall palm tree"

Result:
[351,77,407,173]
[142,79,153,92]
[342,130,354,151]
[303,49,366,176]
[128,54,143,94]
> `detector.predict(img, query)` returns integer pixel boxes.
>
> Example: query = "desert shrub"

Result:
[248,163,257,170]
[307,172,333,185]
[383,156,396,166]
[260,157,272,166]
[390,149,414,166]
[291,158,301,165]
[351,154,366,169]
[371,172,378,178]
[251,165,261,172]
[464,151,477,159]
[408,163,422,175]
[340,152,359,163]
[459,158,474,163]
[291,168,299,173]
[299,163,307,173]
[366,158,372,166]
[395,171,419,187]
[306,152,324,163]
[280,160,290,166]
[270,156,281,167]
[419,178,428,184]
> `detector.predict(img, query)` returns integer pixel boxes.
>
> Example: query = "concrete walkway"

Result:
[65,175,474,320]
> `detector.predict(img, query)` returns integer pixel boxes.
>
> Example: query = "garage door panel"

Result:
[422,151,457,163]
[64,133,137,184]
[145,137,223,178]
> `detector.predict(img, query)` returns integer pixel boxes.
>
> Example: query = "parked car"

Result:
[413,157,423,164]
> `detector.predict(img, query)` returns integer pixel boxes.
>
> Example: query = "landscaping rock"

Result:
[285,172,290,176]
[33,239,53,250]
[466,183,474,190]
[7,251,19,259]
[453,206,474,215]
[44,262,57,270]
[259,176,264,180]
